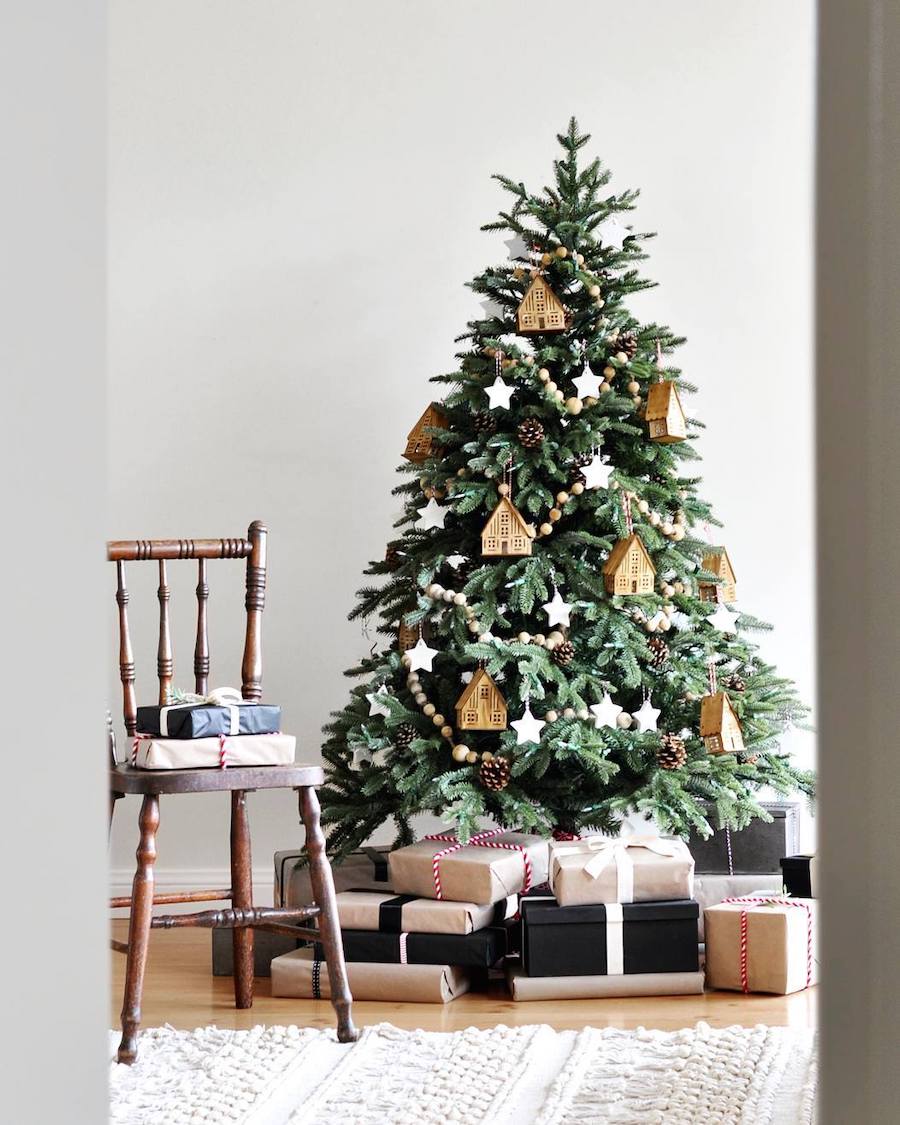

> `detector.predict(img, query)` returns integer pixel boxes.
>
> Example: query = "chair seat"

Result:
[110,762,324,795]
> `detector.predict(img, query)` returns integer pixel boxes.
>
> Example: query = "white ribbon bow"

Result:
[551,834,680,904]
[161,687,250,736]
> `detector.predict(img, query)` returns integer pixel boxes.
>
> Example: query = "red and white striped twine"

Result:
[423,827,533,900]
[622,492,633,536]
[722,897,814,993]
[130,732,229,769]
[399,933,409,965]
[708,658,718,695]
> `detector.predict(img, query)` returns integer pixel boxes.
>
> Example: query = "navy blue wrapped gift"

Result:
[522,897,699,978]
[136,696,281,739]
[310,926,508,968]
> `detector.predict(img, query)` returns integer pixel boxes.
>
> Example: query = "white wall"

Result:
[109,0,816,895]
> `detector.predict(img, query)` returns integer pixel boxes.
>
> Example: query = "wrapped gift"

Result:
[781,855,818,898]
[312,926,507,967]
[211,928,303,977]
[704,896,817,994]
[522,897,699,978]
[548,835,694,906]
[686,802,801,873]
[389,830,549,905]
[694,873,783,940]
[506,966,705,1001]
[274,845,391,908]
[333,890,517,935]
[130,732,295,770]
[136,692,281,739]
[271,947,473,1003]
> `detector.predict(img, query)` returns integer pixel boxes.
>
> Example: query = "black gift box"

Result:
[685,801,801,874]
[309,926,508,968]
[781,854,817,898]
[521,897,699,978]
[136,702,282,739]
[211,927,306,977]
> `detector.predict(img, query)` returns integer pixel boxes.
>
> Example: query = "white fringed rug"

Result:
[109,1020,816,1125]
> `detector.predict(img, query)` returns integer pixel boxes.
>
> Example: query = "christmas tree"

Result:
[321,119,813,854]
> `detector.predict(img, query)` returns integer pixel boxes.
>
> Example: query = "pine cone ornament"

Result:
[479,756,511,791]
[615,329,638,360]
[573,452,594,467]
[744,753,760,765]
[384,544,403,570]
[551,639,576,667]
[393,723,417,750]
[657,733,687,771]
[647,634,670,670]
[724,672,746,693]
[517,418,545,449]
[473,410,497,436]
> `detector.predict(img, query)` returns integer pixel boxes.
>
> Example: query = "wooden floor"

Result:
[111,921,817,1034]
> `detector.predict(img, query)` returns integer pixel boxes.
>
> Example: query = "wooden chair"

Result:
[108,520,358,1063]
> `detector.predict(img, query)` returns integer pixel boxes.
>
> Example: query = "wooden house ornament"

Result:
[602,533,656,595]
[398,621,423,653]
[516,275,567,334]
[455,667,507,731]
[700,691,745,755]
[699,550,737,604]
[481,496,534,557]
[644,381,687,443]
[403,404,448,464]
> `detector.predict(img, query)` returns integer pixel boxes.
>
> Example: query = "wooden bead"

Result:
[659,617,672,631]
[549,508,562,521]
[468,620,481,633]
[523,355,535,366]
[466,751,478,764]
[565,397,583,415]
[478,631,493,643]
[662,522,674,536]
[544,638,556,651]
[615,350,628,364]
[609,479,620,490]
[638,500,650,514]
[632,396,642,407]
[575,253,585,265]
[482,751,494,762]
[423,703,436,717]
[548,631,564,645]
[662,583,675,596]
[589,285,601,297]
[554,390,565,402]
[627,381,640,394]
[452,745,469,762]
[538,368,551,382]
[600,381,611,393]
[513,267,525,279]
[484,347,496,357]
[541,253,553,266]
[533,633,546,645]
[546,380,557,393]
[428,583,444,598]
[616,713,632,729]
[555,246,568,258]
[545,710,558,722]
[603,365,615,377]
[440,725,453,738]
[401,653,412,667]
[645,618,658,633]
[570,482,585,495]
[673,581,685,594]
[415,692,427,705]
[432,713,445,726]
[649,512,661,527]
[556,491,569,505]
[584,396,598,407]
[442,589,455,602]
[595,298,605,308]
[672,526,686,541]
[540,522,553,536]
[563,707,576,719]
[518,631,531,644]
[577,708,589,721]
[453,592,467,606]
[457,467,467,477]
[498,482,510,496]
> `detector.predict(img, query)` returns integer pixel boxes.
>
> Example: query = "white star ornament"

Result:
[415,498,448,531]
[572,365,603,399]
[511,705,546,746]
[405,638,440,673]
[366,691,392,719]
[597,215,631,250]
[708,604,737,634]
[581,453,613,490]
[542,590,573,628]
[485,376,514,411]
[590,692,623,730]
[631,696,661,733]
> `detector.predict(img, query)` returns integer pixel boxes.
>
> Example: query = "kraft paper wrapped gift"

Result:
[548,835,694,906]
[694,873,783,940]
[704,897,818,994]
[130,732,295,770]
[274,845,391,908]
[686,802,801,874]
[212,927,303,977]
[334,890,517,935]
[781,855,818,898]
[136,698,282,739]
[506,966,705,1001]
[389,832,549,905]
[322,926,507,967]
[271,947,473,1003]
[522,897,699,977]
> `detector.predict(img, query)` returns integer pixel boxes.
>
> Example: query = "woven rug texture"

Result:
[108,1020,816,1125]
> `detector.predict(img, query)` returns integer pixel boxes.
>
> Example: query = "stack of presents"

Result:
[212,803,818,1003]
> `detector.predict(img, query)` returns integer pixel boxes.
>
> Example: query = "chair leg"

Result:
[117,793,160,1064]
[299,787,359,1043]
[230,790,254,1009]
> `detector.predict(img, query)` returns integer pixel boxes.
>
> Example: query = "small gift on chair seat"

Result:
[136,687,282,739]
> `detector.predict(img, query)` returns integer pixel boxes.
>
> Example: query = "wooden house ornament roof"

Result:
[644,381,687,443]
[699,549,738,604]
[699,691,745,755]
[602,533,656,595]
[516,275,567,334]
[455,667,507,731]
[481,496,534,557]
[404,404,448,464]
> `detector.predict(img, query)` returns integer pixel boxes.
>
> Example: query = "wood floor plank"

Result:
[110,920,817,1033]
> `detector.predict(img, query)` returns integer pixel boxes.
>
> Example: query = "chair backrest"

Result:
[107,520,267,736]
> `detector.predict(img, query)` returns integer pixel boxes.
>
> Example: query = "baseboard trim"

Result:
[110,866,275,912]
